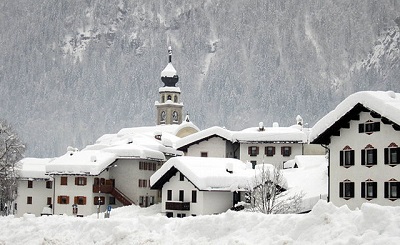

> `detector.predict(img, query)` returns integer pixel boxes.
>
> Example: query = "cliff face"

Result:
[1,0,399,157]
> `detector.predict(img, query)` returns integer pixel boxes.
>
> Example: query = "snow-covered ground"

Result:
[1,201,399,245]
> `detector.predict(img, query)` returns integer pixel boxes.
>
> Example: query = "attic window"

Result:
[359,121,380,134]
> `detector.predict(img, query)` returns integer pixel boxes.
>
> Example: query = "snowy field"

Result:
[1,200,399,245]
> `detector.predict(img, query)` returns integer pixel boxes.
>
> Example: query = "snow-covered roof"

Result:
[176,126,233,150]
[282,155,328,212]
[101,144,165,161]
[176,125,307,151]
[159,87,181,93]
[233,126,307,143]
[150,156,258,191]
[18,158,54,180]
[310,91,400,144]
[46,150,117,175]
[161,63,177,77]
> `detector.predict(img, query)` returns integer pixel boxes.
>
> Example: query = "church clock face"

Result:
[161,111,166,121]
[172,111,178,121]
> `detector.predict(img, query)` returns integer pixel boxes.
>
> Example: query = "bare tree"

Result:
[0,120,25,215]
[245,164,303,214]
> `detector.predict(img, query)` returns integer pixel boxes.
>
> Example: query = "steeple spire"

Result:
[161,46,179,87]
[168,46,172,63]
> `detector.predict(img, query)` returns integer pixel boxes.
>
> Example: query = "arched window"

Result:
[167,95,172,101]
[174,95,178,103]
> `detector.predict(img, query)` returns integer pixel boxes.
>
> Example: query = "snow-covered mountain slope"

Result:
[1,0,400,157]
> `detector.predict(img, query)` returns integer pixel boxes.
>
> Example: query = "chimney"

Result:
[258,122,265,131]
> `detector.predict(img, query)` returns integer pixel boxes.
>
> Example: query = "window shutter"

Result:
[256,147,259,155]
[358,124,364,133]
[74,196,78,204]
[349,182,354,197]
[396,148,400,164]
[57,196,61,204]
[75,177,79,185]
[339,182,343,198]
[281,147,284,156]
[83,197,87,205]
[340,151,344,166]
[372,182,377,198]
[66,196,70,204]
[248,147,251,155]
[396,183,400,198]
[288,147,291,156]
[372,149,377,165]
[350,151,355,165]
[374,122,380,131]
[384,148,389,164]
[361,150,365,165]
[272,147,275,155]
[361,182,365,198]
[384,182,389,198]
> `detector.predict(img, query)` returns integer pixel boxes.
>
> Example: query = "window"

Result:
[179,190,184,202]
[150,196,155,205]
[46,181,52,189]
[28,180,33,188]
[385,181,400,199]
[166,212,173,218]
[139,161,157,171]
[192,190,197,203]
[359,121,380,134]
[47,197,52,206]
[167,95,172,101]
[201,152,208,157]
[281,147,291,157]
[339,181,354,199]
[265,146,275,157]
[340,148,355,167]
[74,196,87,205]
[361,181,377,199]
[361,148,377,166]
[385,147,400,165]
[177,213,186,218]
[75,177,87,186]
[174,95,178,103]
[27,196,32,204]
[250,161,257,169]
[60,177,68,185]
[93,196,105,205]
[109,196,115,205]
[248,146,259,156]
[57,196,69,204]
[138,179,148,188]
[179,173,185,181]
[139,196,144,206]
[167,190,172,201]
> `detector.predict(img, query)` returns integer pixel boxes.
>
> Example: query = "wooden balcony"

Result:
[92,184,113,193]
[165,201,190,211]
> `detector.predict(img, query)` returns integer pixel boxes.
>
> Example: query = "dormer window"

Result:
[359,120,380,134]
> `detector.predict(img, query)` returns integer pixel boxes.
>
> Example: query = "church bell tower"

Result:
[155,47,184,125]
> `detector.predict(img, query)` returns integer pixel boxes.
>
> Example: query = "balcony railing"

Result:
[165,201,190,211]
[93,184,113,193]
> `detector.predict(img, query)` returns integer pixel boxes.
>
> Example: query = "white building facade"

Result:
[311,91,400,210]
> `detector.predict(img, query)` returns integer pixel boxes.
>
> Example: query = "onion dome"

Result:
[161,46,179,87]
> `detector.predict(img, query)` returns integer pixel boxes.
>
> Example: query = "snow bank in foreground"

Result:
[1,201,399,245]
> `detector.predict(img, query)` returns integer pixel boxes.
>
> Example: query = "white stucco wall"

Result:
[161,170,234,217]
[239,143,303,168]
[16,179,53,217]
[53,173,108,216]
[330,112,400,209]
[186,137,228,158]
[109,159,161,206]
